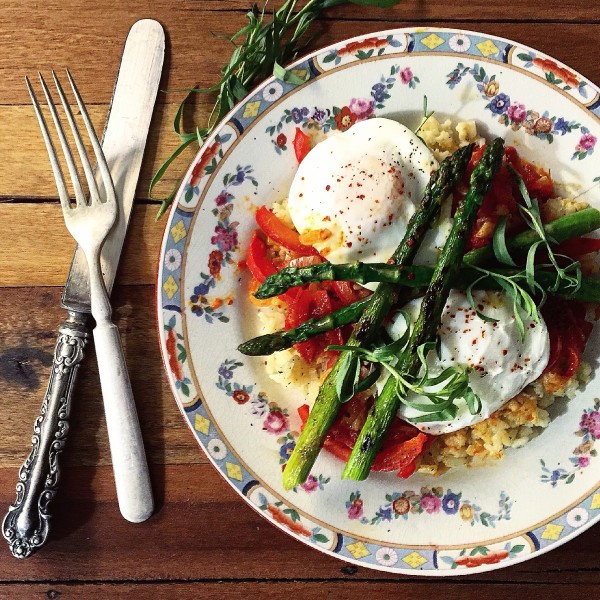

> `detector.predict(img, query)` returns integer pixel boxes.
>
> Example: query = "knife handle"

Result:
[93,319,154,524]
[2,311,90,559]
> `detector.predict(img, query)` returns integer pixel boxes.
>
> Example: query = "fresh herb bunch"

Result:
[151,0,403,219]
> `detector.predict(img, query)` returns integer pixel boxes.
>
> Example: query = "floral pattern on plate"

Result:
[188,165,257,323]
[216,359,329,493]
[439,541,526,570]
[541,398,600,485]
[515,50,588,98]
[265,64,418,152]
[446,62,583,145]
[347,488,511,527]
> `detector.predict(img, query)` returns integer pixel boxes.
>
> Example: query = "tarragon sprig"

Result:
[328,313,482,423]
[151,0,403,219]
[466,166,582,339]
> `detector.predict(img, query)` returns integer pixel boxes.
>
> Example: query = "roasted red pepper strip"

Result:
[542,297,593,379]
[297,401,430,476]
[331,280,358,305]
[246,231,298,303]
[293,127,312,164]
[246,231,276,283]
[555,236,600,258]
[255,205,320,256]
[456,145,555,249]
[286,288,317,362]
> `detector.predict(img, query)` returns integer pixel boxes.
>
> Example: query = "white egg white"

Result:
[384,289,551,435]
[287,118,437,266]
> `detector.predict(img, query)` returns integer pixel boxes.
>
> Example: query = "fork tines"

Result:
[25,70,115,209]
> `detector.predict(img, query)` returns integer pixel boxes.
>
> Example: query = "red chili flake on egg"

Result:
[346,242,353,248]
[502,349,508,356]
[325,185,331,191]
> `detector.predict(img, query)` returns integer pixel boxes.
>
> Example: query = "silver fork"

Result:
[26,70,154,523]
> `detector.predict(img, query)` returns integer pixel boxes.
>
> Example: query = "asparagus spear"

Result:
[281,144,475,491]
[463,206,600,265]
[239,267,600,357]
[239,297,370,355]
[256,207,600,298]
[342,138,505,481]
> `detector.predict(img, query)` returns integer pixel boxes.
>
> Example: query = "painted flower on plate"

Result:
[400,67,414,84]
[300,475,319,493]
[576,132,597,152]
[375,547,399,567]
[233,389,250,405]
[421,494,442,514]
[276,133,287,148]
[460,504,474,521]
[566,507,589,528]
[442,492,461,515]
[263,409,289,434]
[211,226,239,253]
[349,97,374,121]
[554,117,571,135]
[279,441,296,461]
[207,438,227,460]
[291,106,309,123]
[371,82,387,103]
[218,364,233,379]
[164,248,182,272]
[263,81,283,102]
[335,106,357,131]
[215,192,230,206]
[347,498,364,520]
[483,80,500,98]
[581,411,600,437]
[208,250,224,278]
[449,34,471,52]
[392,497,410,516]
[534,117,553,134]
[489,93,511,115]
[506,102,527,123]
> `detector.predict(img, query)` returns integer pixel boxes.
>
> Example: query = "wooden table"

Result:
[1,1,600,597]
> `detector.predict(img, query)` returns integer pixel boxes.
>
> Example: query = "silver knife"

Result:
[2,19,165,559]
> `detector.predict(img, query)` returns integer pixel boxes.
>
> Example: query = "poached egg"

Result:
[385,290,551,435]
[287,118,439,265]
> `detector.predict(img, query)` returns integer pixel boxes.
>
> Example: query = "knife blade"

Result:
[2,19,165,558]
[64,19,165,310]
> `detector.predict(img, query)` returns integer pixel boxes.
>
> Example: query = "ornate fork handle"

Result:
[2,311,89,558]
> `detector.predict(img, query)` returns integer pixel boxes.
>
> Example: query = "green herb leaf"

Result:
[492,215,517,266]
[335,353,362,403]
[466,276,499,323]
[273,61,310,85]
[354,364,382,393]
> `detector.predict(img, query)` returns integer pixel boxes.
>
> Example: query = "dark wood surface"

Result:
[1,1,600,596]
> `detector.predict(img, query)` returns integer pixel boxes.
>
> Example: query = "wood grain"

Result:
[0,204,162,287]
[4,583,600,600]
[0,285,200,467]
[1,1,599,106]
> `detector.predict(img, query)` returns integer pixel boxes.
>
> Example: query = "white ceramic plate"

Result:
[157,27,600,574]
